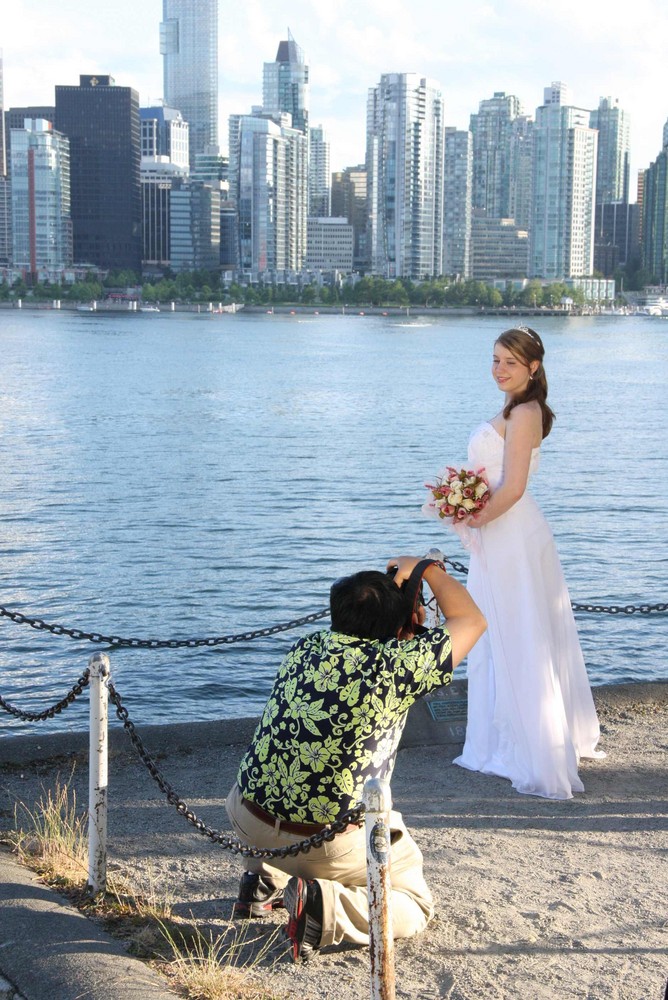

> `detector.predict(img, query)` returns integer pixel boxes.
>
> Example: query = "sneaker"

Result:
[284,876,323,963]
[233,872,285,919]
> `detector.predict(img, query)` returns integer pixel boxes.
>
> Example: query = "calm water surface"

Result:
[1,309,666,736]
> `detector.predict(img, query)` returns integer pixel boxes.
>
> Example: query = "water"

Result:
[1,309,666,737]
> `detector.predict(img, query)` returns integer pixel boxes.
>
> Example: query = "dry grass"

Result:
[9,772,88,883]
[7,774,287,1000]
[159,921,286,1000]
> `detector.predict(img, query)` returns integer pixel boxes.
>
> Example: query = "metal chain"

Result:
[0,555,665,657]
[0,670,90,721]
[0,606,331,649]
[107,681,365,859]
[571,602,668,615]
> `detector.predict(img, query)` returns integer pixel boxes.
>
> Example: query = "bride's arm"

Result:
[464,404,541,528]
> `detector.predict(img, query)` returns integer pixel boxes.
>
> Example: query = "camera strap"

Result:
[402,558,443,620]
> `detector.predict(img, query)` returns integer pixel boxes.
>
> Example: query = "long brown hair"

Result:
[496,327,555,439]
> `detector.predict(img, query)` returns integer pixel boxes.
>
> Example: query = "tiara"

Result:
[515,325,541,344]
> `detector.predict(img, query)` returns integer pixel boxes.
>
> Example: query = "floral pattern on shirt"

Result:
[237,627,453,824]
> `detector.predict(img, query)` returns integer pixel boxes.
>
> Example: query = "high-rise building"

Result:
[309,124,330,217]
[263,31,309,136]
[305,217,353,272]
[0,53,9,266]
[228,111,307,274]
[443,128,472,279]
[10,118,72,274]
[366,73,444,279]
[170,175,221,272]
[141,105,189,170]
[4,105,58,265]
[160,0,218,166]
[590,97,631,276]
[471,212,529,281]
[140,106,189,274]
[0,52,6,177]
[259,32,309,269]
[331,165,367,271]
[55,75,141,273]
[507,115,534,231]
[641,123,668,284]
[529,82,598,280]
[469,91,523,218]
[590,96,630,205]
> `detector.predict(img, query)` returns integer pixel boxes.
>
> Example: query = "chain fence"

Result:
[107,679,365,859]
[0,670,90,722]
[1,555,666,858]
[0,661,364,860]
[0,554,665,654]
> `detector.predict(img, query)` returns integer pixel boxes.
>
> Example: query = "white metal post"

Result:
[363,777,396,1000]
[88,652,110,894]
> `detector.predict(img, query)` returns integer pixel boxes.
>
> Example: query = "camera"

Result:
[386,565,426,608]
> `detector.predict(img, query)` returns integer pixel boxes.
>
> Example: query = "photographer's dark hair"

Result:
[330,570,410,641]
[497,327,555,439]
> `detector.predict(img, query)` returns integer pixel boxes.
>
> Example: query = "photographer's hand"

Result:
[385,555,422,588]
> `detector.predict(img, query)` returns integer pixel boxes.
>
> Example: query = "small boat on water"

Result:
[140,305,160,313]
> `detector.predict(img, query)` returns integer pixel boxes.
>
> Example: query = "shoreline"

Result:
[0,301,623,318]
[2,678,666,764]
[1,679,666,1000]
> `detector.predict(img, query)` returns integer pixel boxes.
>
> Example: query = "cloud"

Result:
[3,0,667,175]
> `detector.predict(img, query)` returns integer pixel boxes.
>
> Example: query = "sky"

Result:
[3,0,667,187]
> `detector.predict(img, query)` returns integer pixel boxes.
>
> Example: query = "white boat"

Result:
[640,295,668,316]
[140,305,160,313]
[215,302,243,314]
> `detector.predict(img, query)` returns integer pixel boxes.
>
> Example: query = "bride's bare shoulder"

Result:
[506,402,542,442]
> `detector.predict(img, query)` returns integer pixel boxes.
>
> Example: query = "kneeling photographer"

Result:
[225,554,487,962]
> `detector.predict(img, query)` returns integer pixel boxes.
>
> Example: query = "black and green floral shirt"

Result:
[237,626,453,825]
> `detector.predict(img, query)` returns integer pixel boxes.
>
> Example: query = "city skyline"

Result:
[4,1,667,187]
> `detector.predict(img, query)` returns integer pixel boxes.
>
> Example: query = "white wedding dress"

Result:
[453,421,605,799]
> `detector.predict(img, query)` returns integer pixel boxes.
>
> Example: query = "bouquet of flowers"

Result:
[422,466,490,522]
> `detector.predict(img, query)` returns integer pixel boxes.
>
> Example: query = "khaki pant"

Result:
[226,783,434,948]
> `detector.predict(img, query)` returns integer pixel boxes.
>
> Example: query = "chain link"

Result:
[571,602,668,615]
[1,558,663,653]
[0,670,90,721]
[107,681,365,859]
[0,606,331,649]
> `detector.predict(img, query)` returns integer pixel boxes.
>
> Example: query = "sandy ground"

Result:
[1,682,667,1000]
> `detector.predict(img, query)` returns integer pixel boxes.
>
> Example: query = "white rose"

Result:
[475,481,488,498]
[461,498,477,511]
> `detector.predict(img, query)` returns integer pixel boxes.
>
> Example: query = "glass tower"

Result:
[590,96,630,205]
[529,83,598,279]
[10,118,72,273]
[309,124,330,217]
[366,73,444,279]
[263,32,309,136]
[161,0,218,165]
[469,91,523,219]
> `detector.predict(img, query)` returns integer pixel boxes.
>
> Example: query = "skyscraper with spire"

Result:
[263,31,309,136]
[250,31,309,270]
[160,0,219,166]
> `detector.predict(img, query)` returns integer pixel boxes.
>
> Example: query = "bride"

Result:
[452,326,604,799]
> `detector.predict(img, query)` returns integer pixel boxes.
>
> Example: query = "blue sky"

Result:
[3,0,666,185]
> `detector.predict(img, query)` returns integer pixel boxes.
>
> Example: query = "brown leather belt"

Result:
[240,795,360,837]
